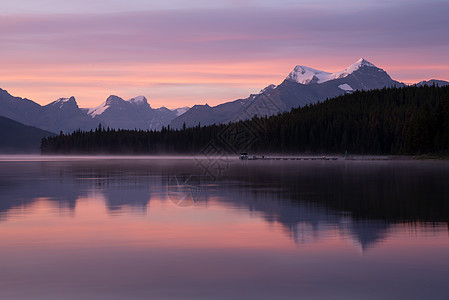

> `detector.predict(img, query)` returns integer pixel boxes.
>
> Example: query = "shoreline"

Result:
[1,154,448,162]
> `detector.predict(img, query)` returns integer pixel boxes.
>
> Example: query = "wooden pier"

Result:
[240,155,339,161]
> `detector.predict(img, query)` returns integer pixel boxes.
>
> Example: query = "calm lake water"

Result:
[1,156,448,300]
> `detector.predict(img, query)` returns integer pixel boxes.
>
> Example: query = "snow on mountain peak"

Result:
[287,66,331,85]
[331,58,376,79]
[88,95,154,118]
[128,95,148,105]
[287,58,378,85]
[56,97,75,103]
[356,58,375,67]
[51,96,76,108]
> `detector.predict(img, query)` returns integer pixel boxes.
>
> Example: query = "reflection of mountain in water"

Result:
[1,159,448,251]
[346,220,390,252]
[103,184,152,212]
[0,163,80,221]
[213,185,391,251]
[191,160,449,250]
[0,161,166,219]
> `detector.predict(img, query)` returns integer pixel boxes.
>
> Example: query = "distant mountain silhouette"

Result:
[415,79,449,87]
[0,116,55,153]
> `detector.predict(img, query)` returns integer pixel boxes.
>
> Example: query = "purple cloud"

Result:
[0,2,448,107]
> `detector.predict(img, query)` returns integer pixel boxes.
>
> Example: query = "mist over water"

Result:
[1,156,448,300]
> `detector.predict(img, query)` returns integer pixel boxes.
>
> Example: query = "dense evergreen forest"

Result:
[41,85,449,155]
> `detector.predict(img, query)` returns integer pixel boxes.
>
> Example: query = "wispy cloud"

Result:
[0,2,448,108]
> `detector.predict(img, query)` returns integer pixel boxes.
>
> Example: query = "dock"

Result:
[240,154,339,161]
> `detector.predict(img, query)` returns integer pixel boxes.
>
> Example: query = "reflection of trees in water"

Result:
[216,185,393,252]
[231,161,449,223]
[209,161,449,250]
[0,161,165,219]
[1,160,448,250]
[0,163,79,222]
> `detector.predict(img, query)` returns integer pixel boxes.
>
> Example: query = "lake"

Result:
[1,156,448,300]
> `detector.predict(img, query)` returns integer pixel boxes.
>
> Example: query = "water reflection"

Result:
[1,158,448,251]
[1,157,449,300]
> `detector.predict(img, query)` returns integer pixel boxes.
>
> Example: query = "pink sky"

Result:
[1,1,448,109]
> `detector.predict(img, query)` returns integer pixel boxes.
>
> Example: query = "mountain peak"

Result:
[105,95,125,106]
[127,95,149,106]
[48,96,78,109]
[287,58,379,84]
[356,58,375,66]
[56,96,76,103]
[88,95,125,118]
[341,58,376,74]
[287,66,331,84]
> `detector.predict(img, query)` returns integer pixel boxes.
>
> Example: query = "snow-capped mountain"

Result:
[0,89,189,133]
[40,96,101,133]
[127,95,148,106]
[1,58,448,135]
[287,58,376,85]
[285,58,401,93]
[87,95,186,130]
[171,58,406,128]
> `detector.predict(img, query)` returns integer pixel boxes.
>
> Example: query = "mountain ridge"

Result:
[41,85,449,156]
[170,58,409,129]
[1,58,448,134]
[287,58,377,84]
[0,89,190,133]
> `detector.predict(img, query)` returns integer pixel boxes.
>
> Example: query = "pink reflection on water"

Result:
[0,195,448,300]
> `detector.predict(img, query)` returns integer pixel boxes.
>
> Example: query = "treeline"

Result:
[41,85,449,155]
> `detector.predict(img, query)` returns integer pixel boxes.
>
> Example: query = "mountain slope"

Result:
[0,116,55,153]
[170,90,268,129]
[171,58,405,128]
[0,88,43,126]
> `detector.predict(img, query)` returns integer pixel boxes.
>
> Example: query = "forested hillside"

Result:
[0,116,55,153]
[41,85,449,155]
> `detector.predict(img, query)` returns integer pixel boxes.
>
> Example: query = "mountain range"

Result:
[1,58,448,136]
[0,89,189,133]
[170,58,444,128]
[86,95,187,131]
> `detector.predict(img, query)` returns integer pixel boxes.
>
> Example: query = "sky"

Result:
[1,0,448,109]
